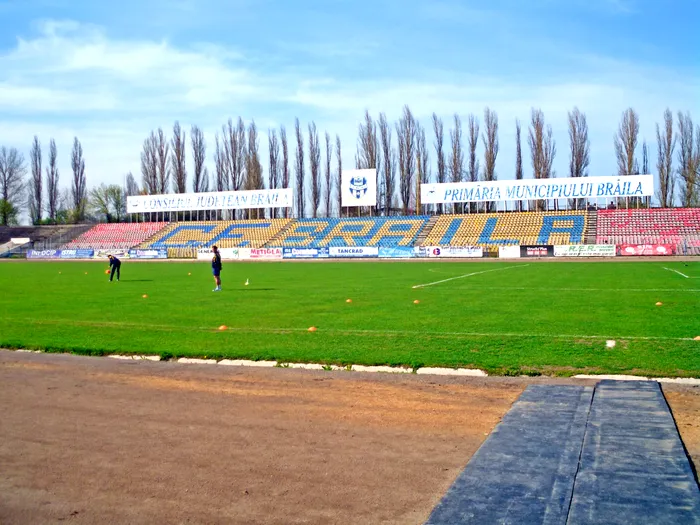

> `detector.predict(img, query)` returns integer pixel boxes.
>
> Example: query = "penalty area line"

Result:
[412,264,530,289]
[663,267,689,279]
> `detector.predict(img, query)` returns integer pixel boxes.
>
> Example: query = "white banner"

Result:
[197,247,240,260]
[553,244,616,257]
[341,169,377,207]
[424,246,483,258]
[421,174,653,204]
[127,188,293,213]
[498,246,521,259]
[329,246,379,258]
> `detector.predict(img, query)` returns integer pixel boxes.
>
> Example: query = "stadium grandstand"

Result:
[420,211,589,253]
[596,208,700,255]
[0,224,92,257]
[138,219,291,258]
[268,216,430,247]
[62,222,168,250]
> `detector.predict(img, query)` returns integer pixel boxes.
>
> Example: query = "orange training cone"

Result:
[308,326,317,332]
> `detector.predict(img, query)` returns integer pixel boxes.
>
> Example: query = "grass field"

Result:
[0,259,699,377]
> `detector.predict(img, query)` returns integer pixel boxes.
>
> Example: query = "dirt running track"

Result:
[1,351,698,525]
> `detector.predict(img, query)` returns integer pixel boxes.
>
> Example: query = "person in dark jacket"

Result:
[107,254,121,282]
[211,245,222,291]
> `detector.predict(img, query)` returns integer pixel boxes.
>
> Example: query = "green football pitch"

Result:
[1,260,698,377]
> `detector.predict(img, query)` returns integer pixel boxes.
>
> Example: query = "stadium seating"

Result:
[596,208,700,254]
[421,211,588,251]
[268,216,430,247]
[62,223,168,250]
[139,220,292,255]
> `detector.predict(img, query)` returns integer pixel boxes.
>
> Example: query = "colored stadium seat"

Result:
[139,219,292,257]
[596,208,700,254]
[62,223,168,250]
[421,211,588,252]
[268,216,430,247]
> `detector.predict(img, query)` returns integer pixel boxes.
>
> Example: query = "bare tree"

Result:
[324,132,332,217]
[308,122,322,218]
[268,129,280,218]
[245,120,263,218]
[294,118,305,218]
[528,109,556,211]
[0,147,27,225]
[450,114,465,213]
[140,132,158,194]
[432,113,446,214]
[170,121,187,193]
[379,113,395,215]
[656,108,677,208]
[356,110,379,214]
[46,138,59,222]
[125,172,140,196]
[396,105,417,215]
[214,134,228,191]
[416,124,430,214]
[515,120,523,211]
[281,126,290,218]
[336,135,342,216]
[223,117,246,196]
[467,114,480,212]
[71,137,87,221]
[614,108,640,177]
[568,107,590,209]
[191,125,208,193]
[677,111,700,207]
[29,136,42,224]
[155,128,170,194]
[482,108,499,212]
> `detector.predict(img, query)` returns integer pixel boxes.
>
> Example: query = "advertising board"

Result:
[328,246,378,258]
[520,245,554,258]
[27,249,59,259]
[378,246,416,258]
[245,247,283,260]
[617,244,675,256]
[553,245,616,257]
[128,249,168,259]
[282,247,330,259]
[59,249,96,259]
[498,246,521,259]
[423,246,483,258]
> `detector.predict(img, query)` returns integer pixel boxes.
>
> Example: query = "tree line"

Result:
[0,106,698,226]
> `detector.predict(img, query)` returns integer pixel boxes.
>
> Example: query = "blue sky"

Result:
[0,0,698,204]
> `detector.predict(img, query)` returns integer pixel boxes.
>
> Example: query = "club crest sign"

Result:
[341,169,377,207]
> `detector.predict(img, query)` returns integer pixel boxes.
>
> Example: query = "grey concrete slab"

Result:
[566,380,700,525]
[425,385,594,525]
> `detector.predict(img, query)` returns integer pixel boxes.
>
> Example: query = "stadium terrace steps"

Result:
[414,216,439,246]
[263,218,297,247]
[585,210,598,244]
[425,381,700,525]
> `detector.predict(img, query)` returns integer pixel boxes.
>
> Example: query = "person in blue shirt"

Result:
[107,254,121,282]
[211,245,222,291]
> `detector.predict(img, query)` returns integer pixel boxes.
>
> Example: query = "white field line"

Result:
[5,316,697,342]
[412,264,529,289]
[417,286,700,293]
[663,267,690,279]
